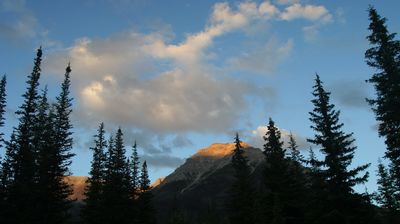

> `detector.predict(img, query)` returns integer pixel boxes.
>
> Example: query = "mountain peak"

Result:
[192,142,251,159]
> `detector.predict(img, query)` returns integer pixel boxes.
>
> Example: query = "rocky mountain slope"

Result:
[152,142,265,223]
[65,142,265,223]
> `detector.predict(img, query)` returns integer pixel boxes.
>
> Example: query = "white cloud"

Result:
[45,1,287,134]
[259,1,280,18]
[280,3,333,41]
[0,0,61,48]
[0,0,38,40]
[72,68,253,133]
[44,0,332,135]
[144,1,279,69]
[229,38,293,74]
[280,3,333,22]
[275,0,300,5]
[45,30,260,133]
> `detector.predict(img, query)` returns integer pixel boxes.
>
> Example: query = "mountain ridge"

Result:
[152,142,265,223]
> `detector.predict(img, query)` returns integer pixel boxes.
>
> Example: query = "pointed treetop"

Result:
[234,132,241,148]
[66,62,71,73]
[37,46,42,57]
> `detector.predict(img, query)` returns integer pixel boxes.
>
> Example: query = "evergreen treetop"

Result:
[308,74,372,223]
[228,133,254,224]
[0,75,6,147]
[131,140,140,196]
[308,74,369,194]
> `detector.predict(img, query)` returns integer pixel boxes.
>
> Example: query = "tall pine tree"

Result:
[138,161,156,224]
[53,63,75,214]
[131,140,140,198]
[103,128,132,224]
[0,74,7,218]
[228,133,254,224]
[308,74,371,223]
[263,118,290,224]
[0,132,17,221]
[34,86,59,222]
[375,159,398,223]
[304,147,327,224]
[285,133,307,224]
[35,63,75,223]
[365,6,400,212]
[82,122,107,224]
[0,75,6,147]
[8,47,43,223]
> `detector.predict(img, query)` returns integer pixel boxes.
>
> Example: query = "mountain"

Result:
[64,142,265,223]
[152,142,265,223]
[65,176,88,201]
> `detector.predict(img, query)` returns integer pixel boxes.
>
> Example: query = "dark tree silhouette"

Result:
[0,75,6,147]
[82,122,107,224]
[308,74,372,223]
[375,159,398,223]
[262,118,291,224]
[131,141,140,197]
[138,161,156,224]
[7,47,43,223]
[365,6,400,214]
[102,128,132,224]
[285,133,307,224]
[0,75,6,218]
[34,86,59,222]
[34,63,75,223]
[304,147,326,224]
[228,133,254,224]
[0,133,17,221]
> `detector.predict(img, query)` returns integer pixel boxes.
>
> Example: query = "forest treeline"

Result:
[223,6,400,224]
[0,6,399,224]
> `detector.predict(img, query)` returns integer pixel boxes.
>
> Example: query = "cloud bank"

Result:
[39,0,333,167]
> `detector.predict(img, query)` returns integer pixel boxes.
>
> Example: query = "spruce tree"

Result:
[138,161,156,224]
[304,147,326,224]
[0,75,6,147]
[228,133,254,224]
[262,118,290,224]
[8,47,43,223]
[287,133,302,163]
[103,128,132,223]
[52,63,75,217]
[128,141,140,221]
[131,140,140,197]
[365,6,400,211]
[375,160,398,223]
[32,63,75,223]
[34,87,59,222]
[285,133,307,224]
[0,75,6,218]
[308,74,371,223]
[0,132,17,221]
[82,122,107,224]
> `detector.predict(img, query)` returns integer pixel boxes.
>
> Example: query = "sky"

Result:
[0,0,399,193]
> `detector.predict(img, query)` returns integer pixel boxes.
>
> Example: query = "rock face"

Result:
[65,176,88,201]
[152,143,265,224]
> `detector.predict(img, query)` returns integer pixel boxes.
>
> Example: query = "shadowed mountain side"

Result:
[63,143,266,223]
[152,143,265,223]
[65,176,88,201]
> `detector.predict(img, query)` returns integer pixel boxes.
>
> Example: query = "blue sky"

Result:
[0,0,399,192]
